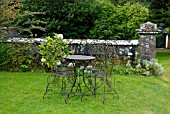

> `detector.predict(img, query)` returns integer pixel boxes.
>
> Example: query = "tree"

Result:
[14,0,100,38]
[90,1,149,40]
[149,0,170,27]
[14,0,47,38]
[111,0,151,5]
[0,0,21,35]
[0,0,20,27]
[44,0,100,39]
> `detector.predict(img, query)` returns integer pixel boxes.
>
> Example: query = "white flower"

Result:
[128,52,133,56]
[67,62,75,68]
[119,51,122,55]
[57,62,61,66]
[58,34,63,39]
[129,46,132,49]
[41,58,46,63]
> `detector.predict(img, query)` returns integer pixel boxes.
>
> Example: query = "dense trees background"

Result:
[90,1,148,39]
[149,0,170,29]
[0,0,169,72]
[1,0,170,39]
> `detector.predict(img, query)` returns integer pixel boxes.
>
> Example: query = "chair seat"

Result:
[95,72,112,78]
[52,72,74,77]
[52,67,74,77]
[52,67,74,71]
[85,67,101,71]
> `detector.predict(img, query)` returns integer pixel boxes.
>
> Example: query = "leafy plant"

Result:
[90,1,149,40]
[39,33,71,69]
[142,59,165,76]
[149,0,170,28]
[0,0,21,27]
[126,51,165,76]
[6,43,39,72]
[0,38,11,70]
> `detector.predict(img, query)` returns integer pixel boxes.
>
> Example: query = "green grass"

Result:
[0,52,170,114]
[156,52,170,77]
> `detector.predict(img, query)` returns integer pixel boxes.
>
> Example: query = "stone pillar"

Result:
[136,22,161,61]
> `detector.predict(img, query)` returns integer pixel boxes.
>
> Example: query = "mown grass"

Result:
[156,52,170,77]
[0,52,170,114]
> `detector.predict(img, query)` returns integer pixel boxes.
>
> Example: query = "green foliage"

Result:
[39,33,71,69]
[0,0,21,27]
[13,0,149,40]
[15,0,100,39]
[0,39,11,69]
[14,0,47,38]
[7,43,40,72]
[0,40,41,72]
[142,59,165,76]
[111,0,151,6]
[149,0,170,27]
[126,54,165,76]
[110,51,165,76]
[112,65,132,75]
[45,0,100,39]
[90,2,149,40]
[116,2,149,39]
[90,0,117,39]
[0,0,21,36]
[165,27,170,33]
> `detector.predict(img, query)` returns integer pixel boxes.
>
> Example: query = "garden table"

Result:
[63,55,96,102]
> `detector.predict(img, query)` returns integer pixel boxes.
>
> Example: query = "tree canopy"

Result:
[149,0,170,28]
[1,0,169,39]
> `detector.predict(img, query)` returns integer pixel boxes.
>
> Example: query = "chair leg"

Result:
[102,85,106,104]
[43,74,52,99]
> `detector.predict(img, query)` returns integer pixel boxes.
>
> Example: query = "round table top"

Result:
[63,55,95,61]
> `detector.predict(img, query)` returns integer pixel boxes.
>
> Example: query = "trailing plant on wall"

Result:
[0,41,40,72]
[0,38,11,70]
[39,33,71,69]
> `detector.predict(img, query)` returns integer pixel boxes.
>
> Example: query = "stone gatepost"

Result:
[136,22,161,61]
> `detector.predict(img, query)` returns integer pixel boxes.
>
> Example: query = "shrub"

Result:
[15,0,100,39]
[39,33,71,69]
[0,40,41,72]
[14,0,149,40]
[142,59,165,76]
[112,51,165,76]
[126,57,165,76]
[90,2,149,40]
[0,38,11,70]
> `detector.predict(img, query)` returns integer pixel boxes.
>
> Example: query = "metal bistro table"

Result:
[63,55,96,102]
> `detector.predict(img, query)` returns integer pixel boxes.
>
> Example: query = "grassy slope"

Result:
[0,52,169,114]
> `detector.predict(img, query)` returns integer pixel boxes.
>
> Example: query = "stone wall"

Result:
[3,22,161,62]
[136,22,161,61]
[65,39,139,61]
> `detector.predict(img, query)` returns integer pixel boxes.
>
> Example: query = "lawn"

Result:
[0,52,170,114]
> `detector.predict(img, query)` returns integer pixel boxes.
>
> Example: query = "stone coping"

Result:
[3,38,139,46]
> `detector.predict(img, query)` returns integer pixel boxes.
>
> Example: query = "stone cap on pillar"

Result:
[136,22,161,35]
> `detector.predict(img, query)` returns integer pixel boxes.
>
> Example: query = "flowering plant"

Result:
[39,33,71,69]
